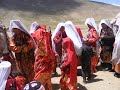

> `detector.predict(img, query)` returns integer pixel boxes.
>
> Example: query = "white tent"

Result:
[90,0,120,7]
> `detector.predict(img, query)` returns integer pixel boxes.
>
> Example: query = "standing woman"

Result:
[9,20,36,83]
[32,25,55,90]
[60,37,78,90]
[85,18,99,73]
[99,19,115,71]
[111,18,120,78]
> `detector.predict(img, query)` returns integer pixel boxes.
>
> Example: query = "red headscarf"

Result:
[62,37,78,85]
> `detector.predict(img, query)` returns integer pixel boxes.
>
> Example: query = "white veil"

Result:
[64,21,82,55]
[99,19,112,35]
[0,61,11,90]
[30,22,39,34]
[111,19,120,64]
[85,18,98,32]
[52,21,82,55]
[9,20,36,48]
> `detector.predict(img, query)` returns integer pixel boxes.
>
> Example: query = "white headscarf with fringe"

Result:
[85,18,98,32]
[111,18,120,65]
[0,61,11,90]
[99,19,112,35]
[52,21,82,55]
[9,20,36,48]
[30,22,39,34]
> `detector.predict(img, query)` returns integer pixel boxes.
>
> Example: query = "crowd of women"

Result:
[0,17,120,90]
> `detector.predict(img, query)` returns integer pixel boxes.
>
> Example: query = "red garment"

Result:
[53,31,62,58]
[75,26,83,39]
[5,78,21,90]
[61,37,77,89]
[15,76,26,89]
[87,28,98,49]
[87,27,98,73]
[32,25,55,80]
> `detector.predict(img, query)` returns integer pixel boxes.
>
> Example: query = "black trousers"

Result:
[81,62,91,81]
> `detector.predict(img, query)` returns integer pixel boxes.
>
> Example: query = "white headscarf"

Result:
[98,19,112,35]
[9,20,36,48]
[0,61,11,90]
[85,18,98,32]
[111,18,120,64]
[64,21,82,55]
[85,18,99,55]
[112,18,120,36]
[30,22,39,34]
[52,21,82,55]
[52,22,65,51]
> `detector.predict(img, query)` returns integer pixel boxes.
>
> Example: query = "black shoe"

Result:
[109,69,115,72]
[114,73,120,78]
[87,77,92,81]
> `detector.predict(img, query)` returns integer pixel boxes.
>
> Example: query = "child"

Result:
[79,38,96,83]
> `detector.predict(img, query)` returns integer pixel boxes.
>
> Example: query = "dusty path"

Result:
[52,66,120,90]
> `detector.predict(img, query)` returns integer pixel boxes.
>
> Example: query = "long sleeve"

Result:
[88,29,98,44]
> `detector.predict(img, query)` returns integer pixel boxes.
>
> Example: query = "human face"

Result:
[101,23,107,29]
[60,26,65,32]
[87,24,92,29]
[12,28,21,35]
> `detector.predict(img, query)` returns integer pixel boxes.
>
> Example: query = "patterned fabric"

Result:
[33,26,55,90]
[60,74,77,90]
[15,76,26,89]
[10,32,35,83]
[23,80,45,90]
[5,77,21,90]
[60,37,77,90]
[87,27,98,73]
[87,28,98,48]
[100,27,115,63]
[100,46,112,63]
[34,73,52,90]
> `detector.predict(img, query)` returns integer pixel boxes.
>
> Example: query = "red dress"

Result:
[60,37,77,90]
[87,28,98,73]
[32,26,55,90]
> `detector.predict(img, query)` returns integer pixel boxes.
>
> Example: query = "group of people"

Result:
[0,17,120,90]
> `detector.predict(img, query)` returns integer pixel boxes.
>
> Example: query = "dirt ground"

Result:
[52,66,120,90]
[1,0,120,90]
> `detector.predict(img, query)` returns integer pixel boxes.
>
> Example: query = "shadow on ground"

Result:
[0,0,82,15]
[53,83,88,90]
[77,83,88,90]
[52,83,60,90]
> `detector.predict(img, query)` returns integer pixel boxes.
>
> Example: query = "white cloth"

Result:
[0,61,11,90]
[30,22,39,34]
[85,18,98,32]
[64,21,82,55]
[52,21,82,55]
[112,18,120,36]
[9,20,36,48]
[98,19,112,35]
[111,18,120,64]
